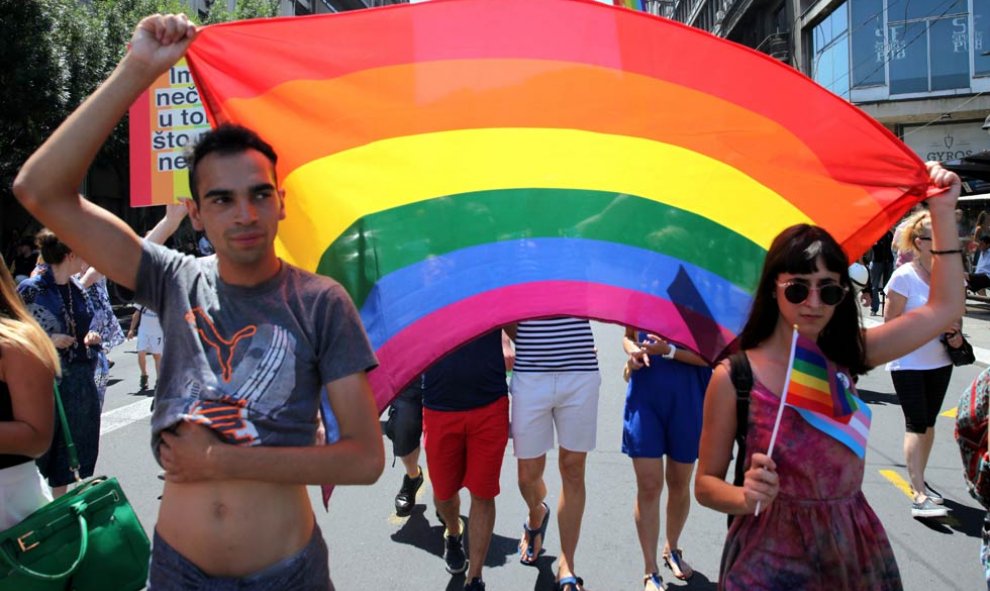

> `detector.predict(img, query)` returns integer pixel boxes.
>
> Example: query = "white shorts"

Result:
[0,461,53,530]
[509,371,601,458]
[138,318,164,355]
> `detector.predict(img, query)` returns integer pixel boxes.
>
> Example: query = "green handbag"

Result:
[0,385,151,590]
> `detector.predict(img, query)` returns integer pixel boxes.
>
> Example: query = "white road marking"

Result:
[100,398,153,436]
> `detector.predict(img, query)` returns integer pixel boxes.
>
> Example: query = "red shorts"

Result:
[423,396,509,501]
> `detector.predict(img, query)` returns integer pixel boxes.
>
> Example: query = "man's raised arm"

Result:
[12,14,197,290]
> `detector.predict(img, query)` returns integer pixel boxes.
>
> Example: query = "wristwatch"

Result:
[662,343,677,360]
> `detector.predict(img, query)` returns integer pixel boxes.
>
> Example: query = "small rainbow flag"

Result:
[784,334,871,458]
[791,403,872,459]
[787,335,857,421]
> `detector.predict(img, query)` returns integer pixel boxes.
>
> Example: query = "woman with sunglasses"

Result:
[884,210,962,519]
[0,253,59,529]
[695,162,965,590]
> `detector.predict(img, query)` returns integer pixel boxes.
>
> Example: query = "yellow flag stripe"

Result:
[277,128,811,271]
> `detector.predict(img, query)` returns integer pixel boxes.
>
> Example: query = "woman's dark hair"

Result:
[738,224,868,375]
[35,228,71,265]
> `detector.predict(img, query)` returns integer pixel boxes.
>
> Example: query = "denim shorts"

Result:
[147,523,334,590]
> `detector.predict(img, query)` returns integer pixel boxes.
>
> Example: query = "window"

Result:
[975,0,990,74]
[811,4,851,98]
[850,0,885,86]
[887,0,969,93]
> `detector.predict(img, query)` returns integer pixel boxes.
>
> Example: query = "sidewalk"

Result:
[860,299,990,367]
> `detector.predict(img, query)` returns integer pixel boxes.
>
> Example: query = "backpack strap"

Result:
[726,351,752,527]
[728,351,753,487]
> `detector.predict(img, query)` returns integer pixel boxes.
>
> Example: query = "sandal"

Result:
[643,572,666,591]
[519,501,550,565]
[556,575,584,591]
[662,548,694,580]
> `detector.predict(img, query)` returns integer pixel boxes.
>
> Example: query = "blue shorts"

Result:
[148,523,334,591]
[622,358,710,462]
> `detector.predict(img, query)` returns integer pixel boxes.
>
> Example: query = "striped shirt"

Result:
[512,317,599,373]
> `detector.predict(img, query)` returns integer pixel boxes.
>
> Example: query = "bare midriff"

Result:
[156,479,315,577]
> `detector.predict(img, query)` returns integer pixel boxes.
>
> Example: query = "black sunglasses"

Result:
[776,281,848,306]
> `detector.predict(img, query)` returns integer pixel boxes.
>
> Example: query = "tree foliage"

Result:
[1,0,283,244]
[206,0,281,24]
[0,0,109,196]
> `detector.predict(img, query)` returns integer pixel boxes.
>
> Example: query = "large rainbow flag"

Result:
[185,0,930,411]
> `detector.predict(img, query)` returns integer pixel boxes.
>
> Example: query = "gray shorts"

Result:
[147,523,334,591]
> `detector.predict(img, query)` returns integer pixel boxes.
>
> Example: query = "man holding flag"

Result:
[13,13,384,590]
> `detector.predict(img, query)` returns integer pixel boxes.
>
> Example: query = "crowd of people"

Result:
[1,11,987,591]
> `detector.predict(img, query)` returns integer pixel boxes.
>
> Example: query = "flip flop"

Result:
[556,575,584,591]
[643,572,666,591]
[519,501,550,565]
[663,548,694,580]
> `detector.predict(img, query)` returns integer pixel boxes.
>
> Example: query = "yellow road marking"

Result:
[879,469,960,525]
[940,407,957,419]
[879,469,914,500]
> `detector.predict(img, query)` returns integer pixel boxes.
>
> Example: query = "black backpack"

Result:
[727,351,753,527]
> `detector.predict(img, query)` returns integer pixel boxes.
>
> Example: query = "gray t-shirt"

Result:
[136,242,378,462]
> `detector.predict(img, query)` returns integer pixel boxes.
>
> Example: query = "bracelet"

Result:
[930,249,962,255]
[662,343,677,360]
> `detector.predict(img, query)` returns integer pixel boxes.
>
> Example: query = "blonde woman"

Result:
[0,253,59,529]
[885,210,963,519]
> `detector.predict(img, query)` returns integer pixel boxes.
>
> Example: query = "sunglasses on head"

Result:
[776,281,848,306]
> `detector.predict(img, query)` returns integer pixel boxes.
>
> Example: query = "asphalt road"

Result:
[94,321,987,590]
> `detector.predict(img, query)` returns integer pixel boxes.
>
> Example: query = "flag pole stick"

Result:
[755,324,799,516]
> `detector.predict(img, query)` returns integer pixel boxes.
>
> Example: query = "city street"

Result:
[94,313,988,590]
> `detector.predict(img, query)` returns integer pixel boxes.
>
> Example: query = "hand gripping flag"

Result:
[184,0,930,413]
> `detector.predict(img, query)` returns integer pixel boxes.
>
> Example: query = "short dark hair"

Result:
[738,224,868,375]
[35,228,70,265]
[187,124,278,202]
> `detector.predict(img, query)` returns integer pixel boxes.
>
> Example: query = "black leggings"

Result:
[890,365,953,434]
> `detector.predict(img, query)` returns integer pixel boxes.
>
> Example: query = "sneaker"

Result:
[139,374,148,390]
[464,577,485,591]
[924,482,944,505]
[395,467,424,517]
[443,519,468,575]
[912,496,948,518]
